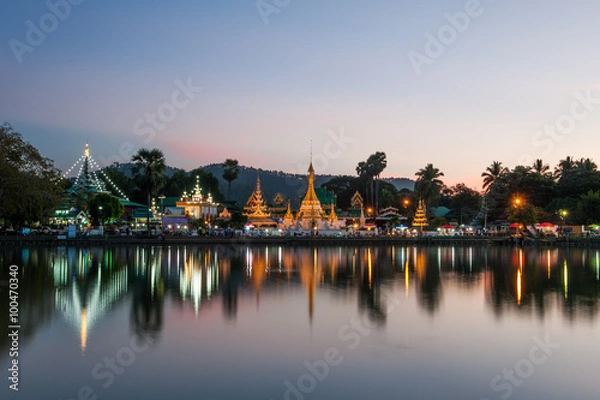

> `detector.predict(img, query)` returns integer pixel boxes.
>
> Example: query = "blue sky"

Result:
[2,0,600,188]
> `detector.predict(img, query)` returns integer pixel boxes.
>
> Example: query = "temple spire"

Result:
[296,154,324,224]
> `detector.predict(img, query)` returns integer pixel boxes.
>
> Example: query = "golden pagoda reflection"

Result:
[81,308,87,352]
[250,248,268,307]
[415,249,427,282]
[299,248,319,324]
[329,248,340,283]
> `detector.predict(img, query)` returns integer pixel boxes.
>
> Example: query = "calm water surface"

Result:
[1,244,599,400]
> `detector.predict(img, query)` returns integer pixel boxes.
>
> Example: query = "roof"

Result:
[431,206,451,217]
[315,188,335,205]
[119,199,148,208]
[161,197,180,208]
[246,217,278,227]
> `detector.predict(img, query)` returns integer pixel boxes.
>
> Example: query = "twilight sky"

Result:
[2,0,600,189]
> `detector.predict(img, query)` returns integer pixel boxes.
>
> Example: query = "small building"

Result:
[50,207,89,227]
[176,176,218,222]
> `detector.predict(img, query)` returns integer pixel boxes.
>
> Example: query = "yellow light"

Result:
[81,308,88,352]
[405,261,409,298]
[367,248,372,288]
[517,268,522,306]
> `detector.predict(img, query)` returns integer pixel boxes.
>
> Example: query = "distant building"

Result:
[50,206,88,226]
[176,176,218,222]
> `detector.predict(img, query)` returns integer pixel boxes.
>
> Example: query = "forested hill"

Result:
[202,164,414,206]
[109,162,413,206]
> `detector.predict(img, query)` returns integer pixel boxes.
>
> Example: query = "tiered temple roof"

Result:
[351,191,364,209]
[412,199,428,227]
[244,176,271,218]
[244,176,277,227]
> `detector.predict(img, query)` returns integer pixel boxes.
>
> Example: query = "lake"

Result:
[1,244,599,400]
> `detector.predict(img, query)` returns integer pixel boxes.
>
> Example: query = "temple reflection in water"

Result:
[2,244,600,354]
[3,244,600,400]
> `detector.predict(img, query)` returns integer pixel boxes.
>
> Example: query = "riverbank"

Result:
[2,235,599,247]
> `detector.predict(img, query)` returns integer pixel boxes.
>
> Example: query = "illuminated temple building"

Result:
[244,176,278,228]
[176,176,218,221]
[241,161,343,231]
[292,161,344,231]
[295,161,326,228]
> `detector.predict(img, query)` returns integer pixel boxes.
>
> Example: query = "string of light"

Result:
[62,145,130,201]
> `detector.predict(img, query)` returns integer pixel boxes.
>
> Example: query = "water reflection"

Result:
[131,246,164,342]
[2,244,600,358]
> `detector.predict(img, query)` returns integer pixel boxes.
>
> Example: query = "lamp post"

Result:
[98,206,104,236]
[559,209,568,226]
[512,196,523,232]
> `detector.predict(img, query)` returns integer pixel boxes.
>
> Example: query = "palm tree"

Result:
[575,157,597,172]
[222,159,240,201]
[554,156,575,180]
[481,161,508,192]
[132,148,166,235]
[356,160,374,209]
[368,151,387,214]
[532,159,551,177]
[356,152,387,214]
[414,163,444,207]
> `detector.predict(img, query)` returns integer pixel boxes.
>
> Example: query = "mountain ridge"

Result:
[108,162,414,206]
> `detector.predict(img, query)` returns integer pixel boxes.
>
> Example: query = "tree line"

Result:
[2,122,600,229]
[325,152,600,228]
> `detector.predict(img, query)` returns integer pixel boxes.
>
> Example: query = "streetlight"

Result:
[403,199,410,208]
[559,209,568,226]
[513,197,522,207]
[98,206,104,235]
